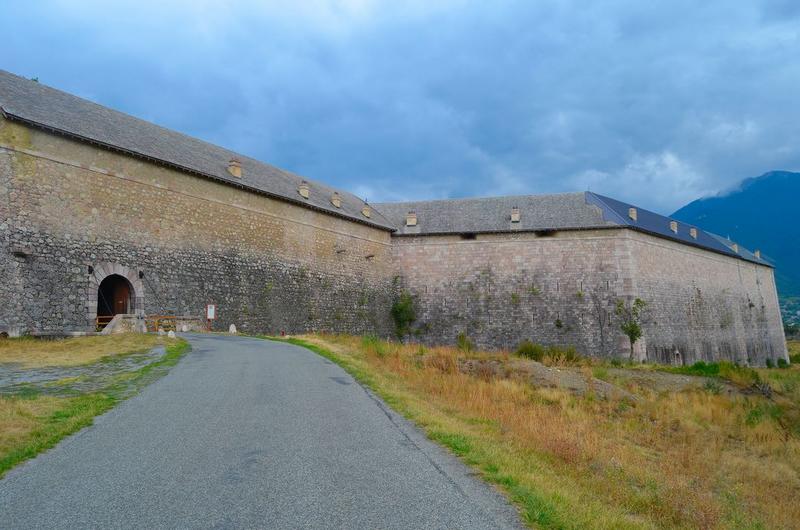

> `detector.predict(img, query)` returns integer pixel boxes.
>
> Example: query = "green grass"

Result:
[0,338,189,477]
[788,341,800,364]
[0,393,116,477]
[661,361,761,388]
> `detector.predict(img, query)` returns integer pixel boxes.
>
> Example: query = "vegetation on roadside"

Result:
[0,335,189,477]
[269,333,800,529]
[390,291,416,339]
[0,334,166,368]
[615,298,646,360]
[515,340,583,366]
[788,340,800,364]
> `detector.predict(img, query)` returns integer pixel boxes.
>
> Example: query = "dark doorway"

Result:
[97,274,134,320]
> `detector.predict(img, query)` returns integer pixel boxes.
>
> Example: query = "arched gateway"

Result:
[86,263,145,331]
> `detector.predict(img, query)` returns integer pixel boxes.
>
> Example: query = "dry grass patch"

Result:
[282,334,800,529]
[789,340,800,363]
[0,337,189,477]
[0,334,165,368]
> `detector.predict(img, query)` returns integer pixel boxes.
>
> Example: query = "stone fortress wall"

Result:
[0,113,788,365]
[0,116,396,337]
[626,230,786,364]
[390,228,787,365]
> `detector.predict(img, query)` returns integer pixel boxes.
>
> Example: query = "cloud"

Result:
[570,151,715,211]
[4,1,800,213]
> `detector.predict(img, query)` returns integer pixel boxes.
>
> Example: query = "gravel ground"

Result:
[0,334,522,529]
[0,347,166,396]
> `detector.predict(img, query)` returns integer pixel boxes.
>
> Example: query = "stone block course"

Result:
[0,117,395,337]
[0,115,787,365]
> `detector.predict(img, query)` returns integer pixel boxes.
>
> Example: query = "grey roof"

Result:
[375,191,771,267]
[587,193,770,266]
[0,70,394,231]
[0,70,769,267]
[374,192,615,234]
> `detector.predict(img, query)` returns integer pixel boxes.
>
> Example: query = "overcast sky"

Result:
[4,1,800,213]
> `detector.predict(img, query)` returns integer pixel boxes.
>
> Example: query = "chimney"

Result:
[362,204,371,218]
[406,211,417,226]
[755,249,761,259]
[298,181,310,199]
[669,220,678,234]
[227,159,242,178]
[732,243,739,253]
[690,227,698,239]
[330,192,341,208]
[510,206,521,223]
[628,207,637,221]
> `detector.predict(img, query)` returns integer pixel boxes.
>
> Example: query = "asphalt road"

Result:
[0,334,522,529]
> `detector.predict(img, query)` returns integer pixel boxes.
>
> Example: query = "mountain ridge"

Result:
[672,171,800,312]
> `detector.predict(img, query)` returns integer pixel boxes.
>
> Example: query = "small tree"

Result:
[616,298,646,361]
[391,290,416,339]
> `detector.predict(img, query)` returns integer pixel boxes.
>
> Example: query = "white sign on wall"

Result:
[206,304,216,320]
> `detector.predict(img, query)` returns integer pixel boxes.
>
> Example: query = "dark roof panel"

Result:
[376,191,770,267]
[374,192,615,234]
[0,70,768,267]
[0,70,394,231]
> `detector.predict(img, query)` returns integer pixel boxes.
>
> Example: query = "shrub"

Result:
[777,358,789,369]
[545,345,581,366]
[391,291,416,339]
[361,334,388,357]
[670,361,721,377]
[766,358,774,369]
[516,340,545,361]
[718,362,761,387]
[456,332,474,353]
[616,298,647,361]
[669,361,762,389]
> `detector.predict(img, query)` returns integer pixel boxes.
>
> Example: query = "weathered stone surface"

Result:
[0,117,395,338]
[0,115,787,365]
[390,229,787,365]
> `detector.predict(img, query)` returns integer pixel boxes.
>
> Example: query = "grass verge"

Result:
[0,337,189,477]
[0,334,167,367]
[264,334,800,529]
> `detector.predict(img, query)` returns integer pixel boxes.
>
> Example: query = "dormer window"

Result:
[298,181,310,199]
[227,159,242,178]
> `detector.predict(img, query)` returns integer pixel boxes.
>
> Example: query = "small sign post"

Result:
[205,304,216,331]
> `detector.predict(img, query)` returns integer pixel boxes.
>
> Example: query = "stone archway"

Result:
[86,262,145,329]
[97,274,134,319]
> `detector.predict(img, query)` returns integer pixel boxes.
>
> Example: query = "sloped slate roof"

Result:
[0,70,769,267]
[587,193,770,266]
[374,192,615,234]
[376,191,770,267]
[0,70,394,231]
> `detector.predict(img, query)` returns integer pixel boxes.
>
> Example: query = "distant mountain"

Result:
[672,171,800,300]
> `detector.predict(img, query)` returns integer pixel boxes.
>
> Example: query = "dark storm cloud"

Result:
[4,1,799,212]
